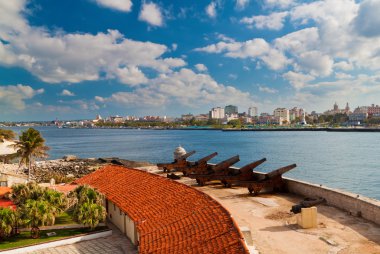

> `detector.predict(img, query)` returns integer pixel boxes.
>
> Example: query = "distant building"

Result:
[353,106,368,114]
[368,104,380,116]
[348,113,368,125]
[225,105,238,115]
[109,115,124,123]
[181,114,194,121]
[289,107,304,122]
[273,108,290,124]
[209,107,225,119]
[194,114,209,121]
[248,107,258,117]
[334,102,339,111]
[345,102,350,114]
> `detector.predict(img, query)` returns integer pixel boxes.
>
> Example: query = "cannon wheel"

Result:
[31,227,40,239]
[221,180,227,187]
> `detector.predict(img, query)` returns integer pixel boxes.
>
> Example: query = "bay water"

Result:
[7,127,380,200]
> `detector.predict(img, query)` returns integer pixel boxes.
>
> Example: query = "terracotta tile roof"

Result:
[0,198,16,210]
[0,186,11,197]
[76,165,249,254]
[48,184,78,194]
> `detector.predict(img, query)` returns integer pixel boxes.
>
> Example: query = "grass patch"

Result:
[0,226,108,250]
[55,211,76,225]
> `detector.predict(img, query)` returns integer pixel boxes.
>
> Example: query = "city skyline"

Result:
[1,0,380,121]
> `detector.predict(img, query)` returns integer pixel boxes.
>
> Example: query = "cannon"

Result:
[181,152,218,176]
[157,150,196,173]
[236,163,297,195]
[290,197,326,214]
[188,155,240,186]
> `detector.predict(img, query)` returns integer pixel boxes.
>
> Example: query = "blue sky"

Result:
[1,0,380,121]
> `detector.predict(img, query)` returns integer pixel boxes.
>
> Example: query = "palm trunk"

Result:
[28,155,31,182]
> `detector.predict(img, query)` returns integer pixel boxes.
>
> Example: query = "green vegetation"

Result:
[70,185,106,230]
[11,128,50,180]
[55,211,75,225]
[0,226,107,250]
[10,182,68,238]
[0,129,16,142]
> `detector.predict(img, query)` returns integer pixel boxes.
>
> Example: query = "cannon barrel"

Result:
[213,155,240,172]
[178,150,196,160]
[239,158,267,174]
[266,163,297,179]
[197,152,218,164]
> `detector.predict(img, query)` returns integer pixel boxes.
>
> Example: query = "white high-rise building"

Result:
[273,108,290,124]
[209,107,225,119]
[248,107,258,117]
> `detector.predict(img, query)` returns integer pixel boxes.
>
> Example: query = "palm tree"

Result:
[71,185,105,230]
[0,207,20,240]
[12,128,49,180]
[20,199,55,238]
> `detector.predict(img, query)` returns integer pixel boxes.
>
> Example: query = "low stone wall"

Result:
[284,177,380,225]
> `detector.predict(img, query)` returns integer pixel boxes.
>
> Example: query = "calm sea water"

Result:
[6,127,380,200]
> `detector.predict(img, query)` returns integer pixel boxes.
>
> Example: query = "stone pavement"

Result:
[28,223,137,254]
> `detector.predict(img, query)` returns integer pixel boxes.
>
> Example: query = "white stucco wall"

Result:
[107,199,137,245]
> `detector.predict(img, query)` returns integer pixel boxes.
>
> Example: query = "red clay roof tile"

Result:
[76,165,248,254]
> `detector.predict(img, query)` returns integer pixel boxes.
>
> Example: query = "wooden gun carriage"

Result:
[181,152,218,176]
[235,164,297,195]
[156,150,196,173]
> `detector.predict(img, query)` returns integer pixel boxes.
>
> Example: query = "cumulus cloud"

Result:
[241,12,288,30]
[195,63,208,72]
[111,66,148,86]
[0,84,44,111]
[96,68,253,109]
[61,89,75,96]
[195,39,288,70]
[138,2,163,27]
[0,0,185,85]
[263,0,294,9]
[235,0,250,10]
[282,71,315,90]
[258,85,278,94]
[94,0,132,12]
[206,2,217,18]
[353,0,380,38]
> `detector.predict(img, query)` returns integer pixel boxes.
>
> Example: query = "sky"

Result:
[1,0,380,121]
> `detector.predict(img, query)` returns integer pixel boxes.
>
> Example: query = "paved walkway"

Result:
[28,223,137,254]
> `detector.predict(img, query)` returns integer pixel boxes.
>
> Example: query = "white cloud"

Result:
[295,51,334,77]
[353,0,380,37]
[235,0,250,10]
[96,68,253,109]
[283,71,315,90]
[206,2,217,18]
[61,89,75,96]
[241,12,288,30]
[0,1,185,85]
[335,72,354,80]
[263,0,294,9]
[0,84,44,111]
[334,61,354,71]
[195,63,208,72]
[138,2,163,27]
[228,74,237,80]
[172,43,178,51]
[258,85,278,94]
[94,0,132,12]
[111,66,148,86]
[195,38,288,70]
